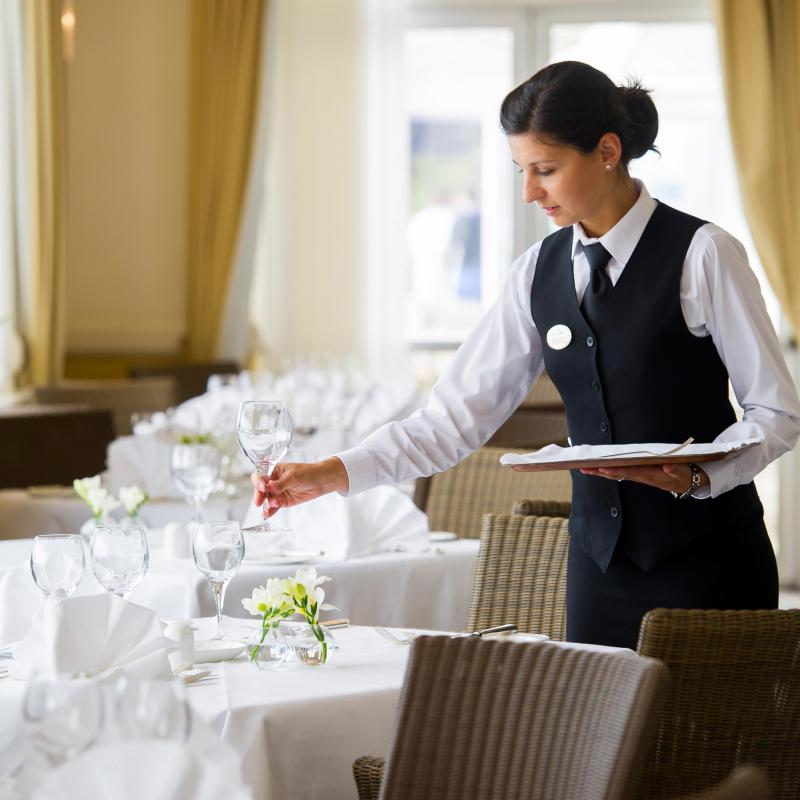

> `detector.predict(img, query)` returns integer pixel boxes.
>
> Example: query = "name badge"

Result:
[546,324,572,351]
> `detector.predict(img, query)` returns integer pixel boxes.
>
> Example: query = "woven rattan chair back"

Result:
[511,498,571,517]
[635,608,800,800]
[419,446,571,539]
[34,377,178,436]
[467,513,570,638]
[378,636,668,800]
[680,766,769,800]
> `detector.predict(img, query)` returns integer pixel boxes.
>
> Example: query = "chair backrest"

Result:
[467,513,570,638]
[33,377,178,435]
[520,372,564,410]
[379,636,669,800]
[0,405,114,491]
[511,498,571,517]
[635,608,800,800]
[418,446,571,539]
[680,766,769,800]
[128,360,240,403]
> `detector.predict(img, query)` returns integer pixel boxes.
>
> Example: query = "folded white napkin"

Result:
[107,434,180,500]
[12,594,174,680]
[243,485,429,561]
[30,740,252,800]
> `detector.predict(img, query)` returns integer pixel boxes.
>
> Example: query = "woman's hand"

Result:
[579,463,709,494]
[250,457,350,518]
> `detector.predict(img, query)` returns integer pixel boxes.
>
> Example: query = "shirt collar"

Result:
[571,179,657,267]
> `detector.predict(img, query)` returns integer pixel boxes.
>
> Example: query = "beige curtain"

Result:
[23,0,67,384]
[714,0,800,333]
[186,0,266,361]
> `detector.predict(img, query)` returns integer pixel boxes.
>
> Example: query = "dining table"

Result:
[0,533,480,640]
[0,616,623,800]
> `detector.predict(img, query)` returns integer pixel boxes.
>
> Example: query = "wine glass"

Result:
[114,676,191,742]
[192,521,244,640]
[236,400,293,533]
[30,534,85,597]
[90,525,149,598]
[170,442,220,522]
[23,677,103,767]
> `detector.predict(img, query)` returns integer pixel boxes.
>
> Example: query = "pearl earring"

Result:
[605,164,612,171]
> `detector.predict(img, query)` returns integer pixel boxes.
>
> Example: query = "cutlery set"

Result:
[374,623,519,645]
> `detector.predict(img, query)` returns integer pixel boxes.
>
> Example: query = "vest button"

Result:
[610,506,620,518]
[591,380,600,391]
[586,336,594,347]
[599,421,608,432]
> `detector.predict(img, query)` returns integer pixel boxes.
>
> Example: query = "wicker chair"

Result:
[0,405,114,490]
[354,636,668,800]
[467,513,570,639]
[33,377,178,436]
[413,446,571,539]
[511,498,571,517]
[680,766,769,800]
[635,608,800,800]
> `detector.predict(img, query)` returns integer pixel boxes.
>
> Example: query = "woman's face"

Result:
[507,132,613,232]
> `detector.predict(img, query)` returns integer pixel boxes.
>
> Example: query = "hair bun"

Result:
[618,81,659,160]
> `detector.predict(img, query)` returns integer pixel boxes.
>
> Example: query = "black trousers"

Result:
[566,517,779,649]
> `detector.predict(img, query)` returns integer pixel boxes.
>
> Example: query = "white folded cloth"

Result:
[30,740,253,800]
[11,594,174,680]
[107,434,180,500]
[242,485,429,561]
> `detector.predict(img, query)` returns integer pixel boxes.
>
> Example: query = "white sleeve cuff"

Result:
[334,446,379,497]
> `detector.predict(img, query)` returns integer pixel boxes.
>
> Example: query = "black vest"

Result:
[530,201,763,572]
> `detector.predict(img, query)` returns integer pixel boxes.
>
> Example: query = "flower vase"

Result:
[121,514,149,535]
[79,515,116,546]
[248,621,291,669]
[292,624,335,666]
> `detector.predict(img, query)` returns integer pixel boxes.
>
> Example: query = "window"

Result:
[400,22,515,382]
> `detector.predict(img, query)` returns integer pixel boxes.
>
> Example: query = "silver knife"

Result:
[450,624,518,639]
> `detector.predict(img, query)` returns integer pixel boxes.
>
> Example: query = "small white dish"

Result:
[193,640,245,663]
[428,531,458,542]
[244,549,324,566]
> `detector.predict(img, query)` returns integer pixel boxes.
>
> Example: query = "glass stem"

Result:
[257,464,275,519]
[211,580,227,639]
[191,496,203,523]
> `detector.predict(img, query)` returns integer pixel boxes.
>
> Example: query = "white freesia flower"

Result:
[242,585,271,616]
[74,476,120,518]
[119,485,148,515]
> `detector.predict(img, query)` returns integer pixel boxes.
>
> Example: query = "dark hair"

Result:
[500,61,658,166]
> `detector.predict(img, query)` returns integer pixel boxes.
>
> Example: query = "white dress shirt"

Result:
[337,182,800,500]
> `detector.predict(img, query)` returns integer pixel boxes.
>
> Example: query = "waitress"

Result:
[252,61,800,649]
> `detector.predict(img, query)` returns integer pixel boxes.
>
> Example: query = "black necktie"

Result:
[580,243,613,329]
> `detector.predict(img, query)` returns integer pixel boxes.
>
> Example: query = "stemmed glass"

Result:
[114,677,191,742]
[236,400,293,533]
[192,521,244,640]
[90,525,149,598]
[23,677,103,766]
[170,442,220,522]
[30,534,85,597]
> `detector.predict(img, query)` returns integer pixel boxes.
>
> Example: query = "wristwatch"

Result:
[671,463,702,500]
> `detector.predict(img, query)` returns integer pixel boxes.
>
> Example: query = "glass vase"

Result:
[248,621,291,670]
[292,623,335,666]
[79,515,115,547]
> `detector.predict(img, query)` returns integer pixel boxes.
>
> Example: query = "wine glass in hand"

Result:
[236,400,293,533]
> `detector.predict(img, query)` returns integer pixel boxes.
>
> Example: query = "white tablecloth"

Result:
[0,536,479,640]
[0,490,245,541]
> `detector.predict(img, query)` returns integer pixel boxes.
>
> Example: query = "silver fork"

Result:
[374,627,420,645]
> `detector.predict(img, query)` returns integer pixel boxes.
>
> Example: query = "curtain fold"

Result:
[186,0,266,361]
[713,0,800,333]
[23,0,67,384]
